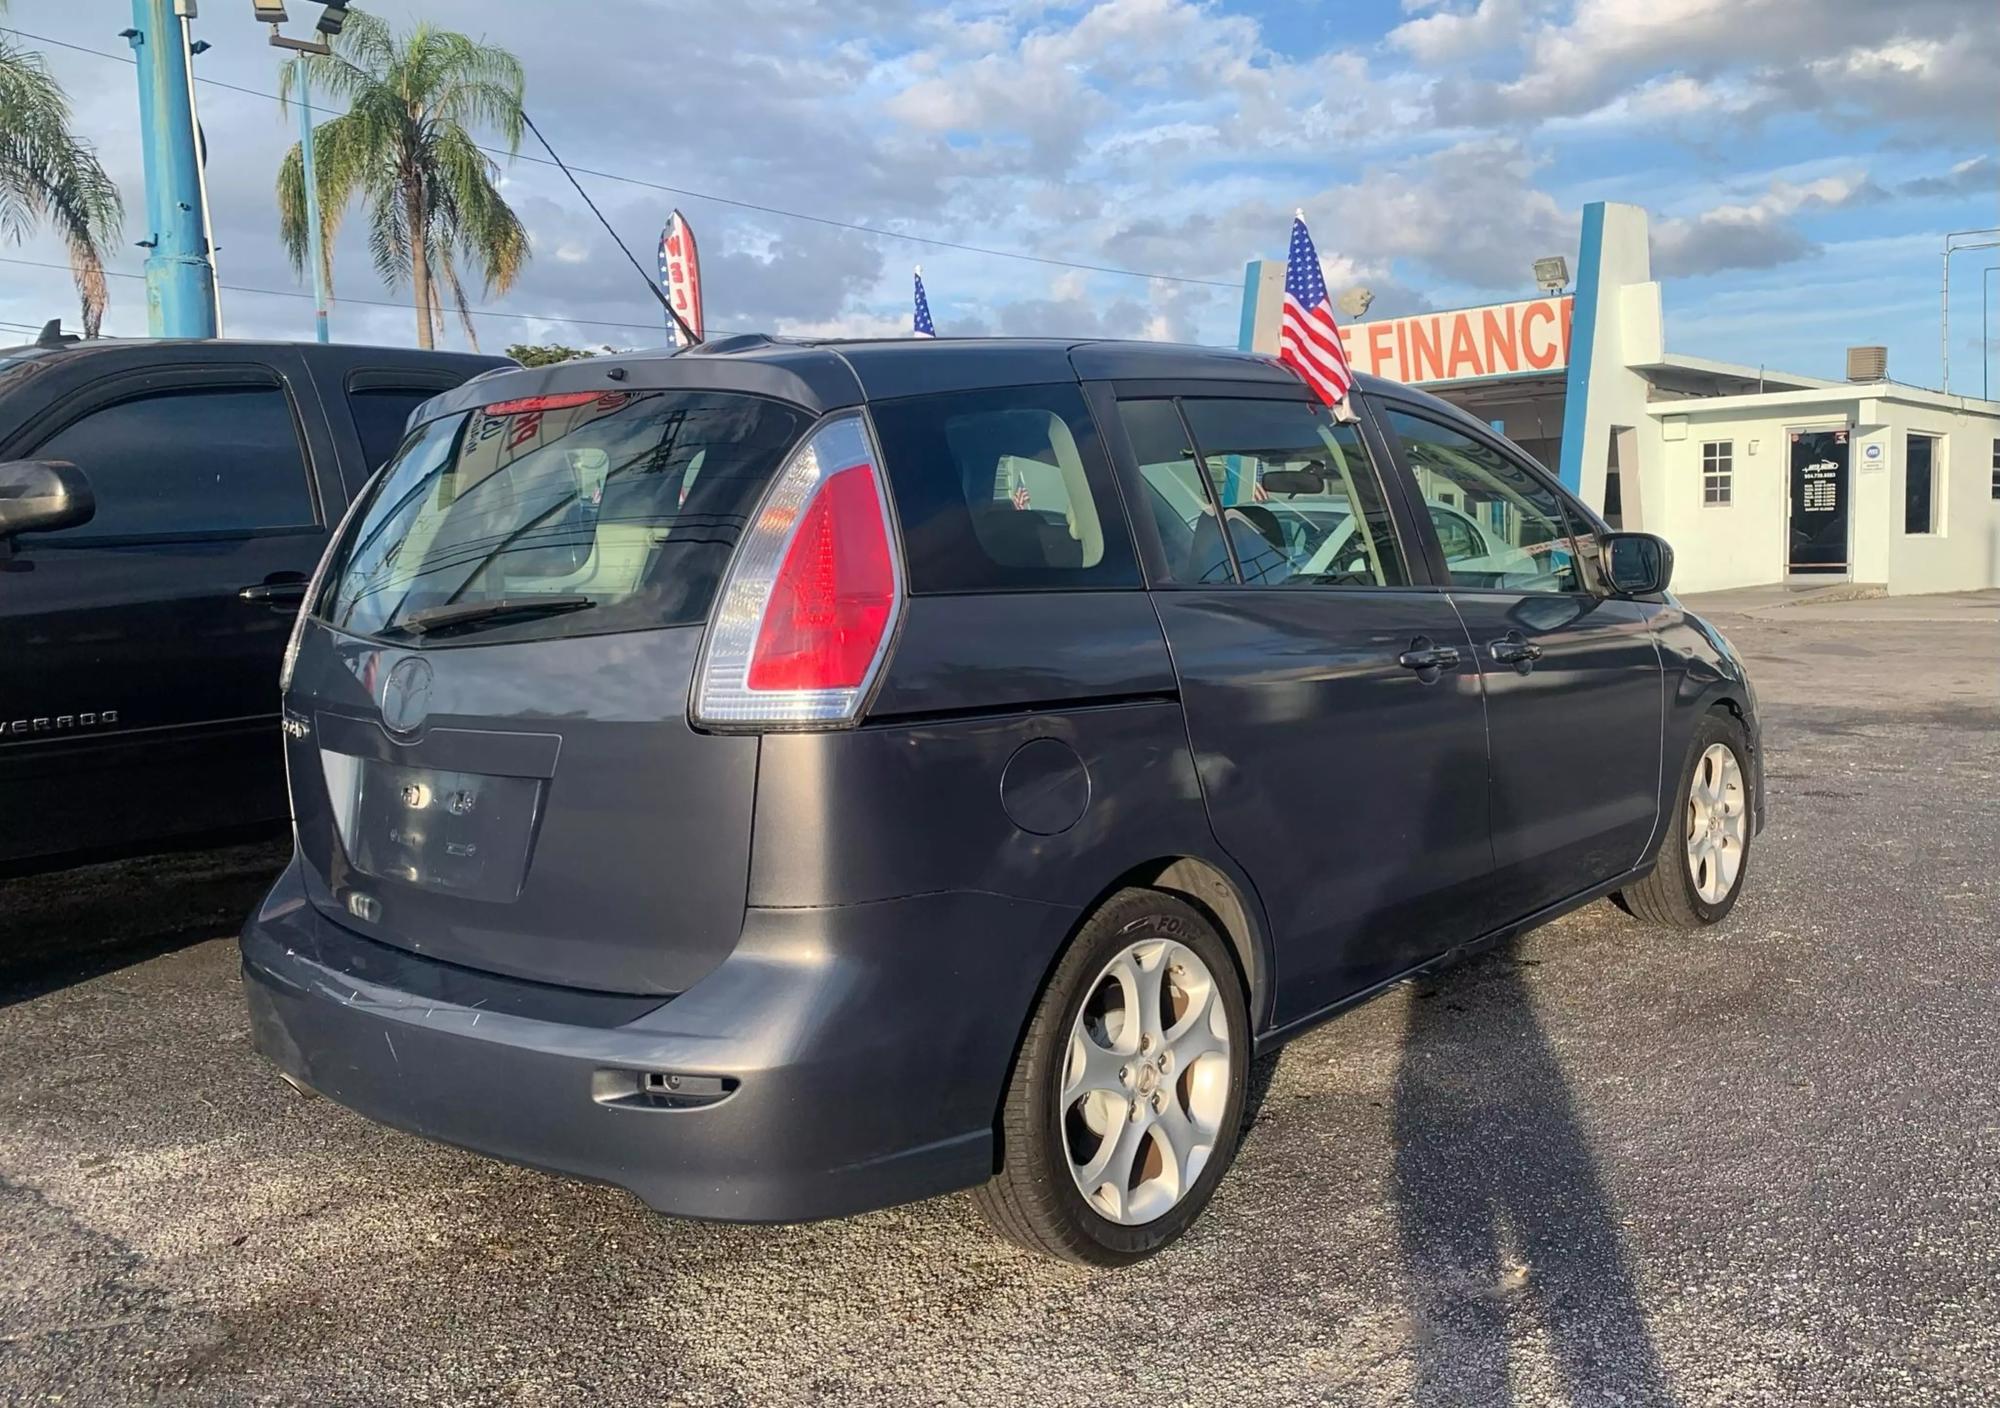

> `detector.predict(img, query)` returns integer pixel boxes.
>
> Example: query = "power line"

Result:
[0,23,1241,292]
[0,254,695,335]
[519,107,697,343]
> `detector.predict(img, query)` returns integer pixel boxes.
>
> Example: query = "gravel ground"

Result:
[1,600,1995,1407]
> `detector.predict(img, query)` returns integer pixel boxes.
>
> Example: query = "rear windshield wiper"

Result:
[390,595,597,638]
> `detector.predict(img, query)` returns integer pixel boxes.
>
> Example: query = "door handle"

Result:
[239,581,307,604]
[1488,633,1544,667]
[1397,637,1462,681]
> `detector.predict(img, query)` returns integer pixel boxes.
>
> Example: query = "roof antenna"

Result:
[519,109,701,347]
[35,319,76,348]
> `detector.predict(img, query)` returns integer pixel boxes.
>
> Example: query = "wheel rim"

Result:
[1060,938,1231,1226]
[1684,742,1747,905]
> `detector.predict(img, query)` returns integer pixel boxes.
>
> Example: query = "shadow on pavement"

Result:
[0,839,288,1007]
[1392,947,1673,1406]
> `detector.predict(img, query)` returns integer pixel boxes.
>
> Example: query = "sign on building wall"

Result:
[1341,296,1574,386]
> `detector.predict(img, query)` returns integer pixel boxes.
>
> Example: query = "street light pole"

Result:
[1985,266,1997,404]
[295,53,330,342]
[1942,229,2000,394]
[125,0,217,338]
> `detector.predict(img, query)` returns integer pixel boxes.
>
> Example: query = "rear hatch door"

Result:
[285,385,815,995]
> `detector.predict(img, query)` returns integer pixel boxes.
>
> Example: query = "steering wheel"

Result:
[1299,518,1355,578]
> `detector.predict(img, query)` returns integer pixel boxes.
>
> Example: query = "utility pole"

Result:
[295,54,329,341]
[124,0,217,338]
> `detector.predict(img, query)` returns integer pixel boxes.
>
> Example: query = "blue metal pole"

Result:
[296,54,330,343]
[126,0,215,338]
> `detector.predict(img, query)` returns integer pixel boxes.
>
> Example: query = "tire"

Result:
[972,887,1251,1266]
[1616,708,1754,929]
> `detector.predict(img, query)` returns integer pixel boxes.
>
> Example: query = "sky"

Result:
[1,0,1995,389]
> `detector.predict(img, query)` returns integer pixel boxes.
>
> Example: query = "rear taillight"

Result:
[694,413,901,727]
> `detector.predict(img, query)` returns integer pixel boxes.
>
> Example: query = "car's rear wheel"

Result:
[1617,709,1753,928]
[972,887,1250,1265]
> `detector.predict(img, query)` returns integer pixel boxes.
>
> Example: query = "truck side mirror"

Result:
[0,460,94,542]
[1603,531,1674,596]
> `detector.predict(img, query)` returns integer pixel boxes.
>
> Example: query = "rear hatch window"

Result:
[318,389,812,646]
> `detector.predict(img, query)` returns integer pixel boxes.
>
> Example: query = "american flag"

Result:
[913,266,935,338]
[1279,211,1354,406]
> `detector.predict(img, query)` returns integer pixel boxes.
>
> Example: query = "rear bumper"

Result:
[241,857,1076,1222]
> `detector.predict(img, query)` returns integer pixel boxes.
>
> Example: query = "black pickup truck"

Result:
[0,332,509,876]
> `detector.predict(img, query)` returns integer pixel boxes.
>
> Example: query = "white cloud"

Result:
[1898,155,1998,199]
[1650,170,1881,278]
[773,312,912,339]
[0,0,1989,378]
[1389,0,1558,66]
[1429,0,1996,137]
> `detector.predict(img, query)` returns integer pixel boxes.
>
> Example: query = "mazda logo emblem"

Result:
[379,655,434,737]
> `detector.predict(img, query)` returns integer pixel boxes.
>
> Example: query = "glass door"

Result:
[1788,427,1850,574]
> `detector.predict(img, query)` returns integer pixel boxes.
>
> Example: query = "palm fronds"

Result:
[275,10,531,348]
[0,24,124,336]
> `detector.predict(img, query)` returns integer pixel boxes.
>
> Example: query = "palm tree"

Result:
[0,3,123,337]
[277,13,529,350]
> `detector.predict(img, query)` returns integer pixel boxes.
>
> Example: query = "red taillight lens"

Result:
[746,464,895,691]
[481,391,608,415]
[694,413,903,727]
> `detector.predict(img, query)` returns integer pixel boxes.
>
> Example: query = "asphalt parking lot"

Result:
[3,594,1996,1407]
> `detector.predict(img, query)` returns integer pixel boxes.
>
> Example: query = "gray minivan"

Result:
[241,336,1762,1264]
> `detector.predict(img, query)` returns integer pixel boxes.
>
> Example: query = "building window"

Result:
[1990,437,1998,500]
[1701,440,1732,506]
[1905,434,1939,535]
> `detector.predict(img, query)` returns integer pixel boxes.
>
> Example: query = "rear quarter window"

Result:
[868,382,1140,593]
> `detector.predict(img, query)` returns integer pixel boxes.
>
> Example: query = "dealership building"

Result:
[1241,201,2000,595]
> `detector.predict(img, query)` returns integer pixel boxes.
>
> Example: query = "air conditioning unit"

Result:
[1845,346,1887,382]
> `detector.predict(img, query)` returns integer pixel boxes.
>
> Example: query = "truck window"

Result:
[23,384,317,541]
[347,387,438,473]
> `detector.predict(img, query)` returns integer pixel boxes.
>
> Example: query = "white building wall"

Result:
[1565,203,1660,518]
[1850,409,1893,585]
[1647,389,2000,595]
[1882,406,2000,594]
[1648,410,1822,592]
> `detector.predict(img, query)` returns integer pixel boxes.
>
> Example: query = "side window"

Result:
[25,383,317,541]
[1177,396,1409,588]
[1702,439,1734,506]
[1386,409,1582,594]
[347,386,440,473]
[1428,503,1485,562]
[1116,398,1232,585]
[1904,434,1939,535]
[869,382,1139,592]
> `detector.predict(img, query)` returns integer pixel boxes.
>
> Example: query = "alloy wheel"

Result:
[1060,938,1232,1225]
[1685,742,1747,904]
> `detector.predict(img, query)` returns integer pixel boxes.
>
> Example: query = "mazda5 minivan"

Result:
[242,336,1761,1265]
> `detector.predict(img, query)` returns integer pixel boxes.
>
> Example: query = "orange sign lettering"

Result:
[1338,296,1574,386]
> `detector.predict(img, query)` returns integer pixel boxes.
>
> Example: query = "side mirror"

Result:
[1604,531,1673,596]
[0,460,94,541]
